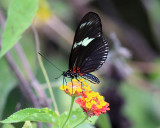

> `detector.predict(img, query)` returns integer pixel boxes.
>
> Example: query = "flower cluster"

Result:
[60,79,110,117]
[75,91,110,116]
[60,79,91,97]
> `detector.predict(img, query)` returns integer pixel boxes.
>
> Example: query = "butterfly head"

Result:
[62,71,69,77]
[63,70,78,79]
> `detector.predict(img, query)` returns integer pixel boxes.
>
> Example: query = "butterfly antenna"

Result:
[38,52,63,72]
[55,74,62,79]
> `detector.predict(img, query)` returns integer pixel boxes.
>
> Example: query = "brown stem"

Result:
[5,52,40,107]
[14,44,49,107]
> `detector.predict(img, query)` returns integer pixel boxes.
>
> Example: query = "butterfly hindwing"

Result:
[82,73,100,84]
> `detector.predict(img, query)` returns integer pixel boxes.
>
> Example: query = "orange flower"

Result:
[75,91,110,116]
[60,79,91,97]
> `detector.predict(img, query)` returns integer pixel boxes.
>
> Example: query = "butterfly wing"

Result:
[79,36,108,74]
[69,12,108,76]
[81,73,100,84]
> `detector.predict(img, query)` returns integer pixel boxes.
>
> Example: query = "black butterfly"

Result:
[62,12,108,84]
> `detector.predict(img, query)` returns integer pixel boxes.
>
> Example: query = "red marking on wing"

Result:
[70,66,84,76]
[77,67,84,75]
[83,69,95,72]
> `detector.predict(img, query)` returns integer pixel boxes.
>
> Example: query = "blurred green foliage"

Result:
[0,58,16,119]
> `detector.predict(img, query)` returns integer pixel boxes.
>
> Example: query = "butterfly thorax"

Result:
[62,70,78,79]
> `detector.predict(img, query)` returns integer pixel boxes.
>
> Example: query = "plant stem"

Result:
[32,24,60,116]
[73,113,88,128]
[5,52,40,107]
[14,43,49,107]
[62,96,75,128]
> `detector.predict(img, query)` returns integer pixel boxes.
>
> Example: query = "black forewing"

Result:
[79,36,108,74]
[69,12,102,70]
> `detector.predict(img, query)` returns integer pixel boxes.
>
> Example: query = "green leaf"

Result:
[22,121,32,128]
[59,108,98,128]
[0,108,58,124]
[59,108,84,128]
[0,0,38,58]
[85,115,98,125]
[2,124,15,128]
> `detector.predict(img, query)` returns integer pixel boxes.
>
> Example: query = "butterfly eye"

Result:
[63,72,68,77]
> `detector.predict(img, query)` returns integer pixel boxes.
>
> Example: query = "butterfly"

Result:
[62,12,109,84]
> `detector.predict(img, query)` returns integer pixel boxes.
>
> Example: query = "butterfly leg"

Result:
[63,77,65,89]
[64,77,67,85]
[75,77,82,87]
[71,78,73,94]
[81,81,84,95]
[76,77,83,95]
